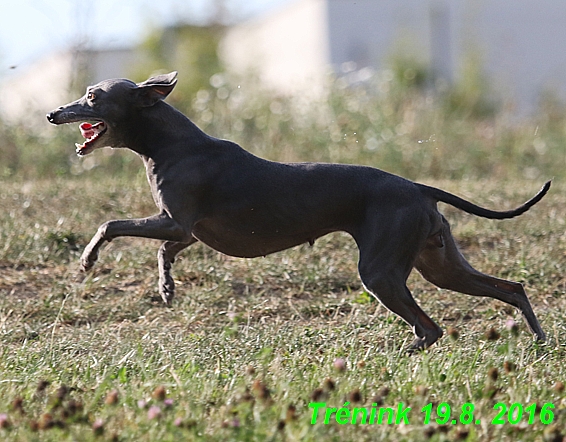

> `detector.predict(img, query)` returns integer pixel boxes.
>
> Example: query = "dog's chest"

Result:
[191,219,319,258]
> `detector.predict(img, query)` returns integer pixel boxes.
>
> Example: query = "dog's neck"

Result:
[124,101,211,159]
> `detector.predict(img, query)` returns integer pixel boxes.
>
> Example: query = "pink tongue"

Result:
[80,123,95,139]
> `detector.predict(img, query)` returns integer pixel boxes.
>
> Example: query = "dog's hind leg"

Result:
[360,272,444,351]
[356,224,443,351]
[158,238,197,305]
[414,216,545,341]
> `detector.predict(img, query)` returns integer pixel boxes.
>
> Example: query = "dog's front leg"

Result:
[157,239,197,304]
[81,212,190,272]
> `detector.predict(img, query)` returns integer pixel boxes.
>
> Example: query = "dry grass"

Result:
[0,175,565,441]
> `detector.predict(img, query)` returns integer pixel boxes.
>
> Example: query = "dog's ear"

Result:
[134,72,178,107]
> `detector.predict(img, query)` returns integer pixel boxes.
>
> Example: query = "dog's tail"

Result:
[418,180,551,219]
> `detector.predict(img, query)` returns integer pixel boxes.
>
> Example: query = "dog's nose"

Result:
[46,108,64,123]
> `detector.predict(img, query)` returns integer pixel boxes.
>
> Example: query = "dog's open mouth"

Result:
[76,121,107,155]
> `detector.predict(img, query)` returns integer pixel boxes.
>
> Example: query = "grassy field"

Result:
[0,173,565,441]
[1,69,566,440]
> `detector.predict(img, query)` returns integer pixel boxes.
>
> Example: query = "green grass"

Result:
[1,69,566,440]
[0,175,565,441]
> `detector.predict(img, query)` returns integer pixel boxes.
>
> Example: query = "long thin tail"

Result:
[418,180,551,219]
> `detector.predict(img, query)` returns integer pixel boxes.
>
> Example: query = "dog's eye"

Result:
[87,92,96,101]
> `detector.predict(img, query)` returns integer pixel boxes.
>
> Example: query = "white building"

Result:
[221,0,566,112]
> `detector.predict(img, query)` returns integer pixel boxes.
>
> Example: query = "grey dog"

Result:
[47,72,549,350]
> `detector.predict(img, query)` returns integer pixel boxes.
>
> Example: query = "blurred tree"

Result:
[0,120,20,176]
[132,23,225,115]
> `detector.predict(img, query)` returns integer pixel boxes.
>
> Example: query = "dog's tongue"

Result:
[80,122,95,139]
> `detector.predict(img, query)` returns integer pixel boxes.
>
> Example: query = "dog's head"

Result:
[46,72,178,156]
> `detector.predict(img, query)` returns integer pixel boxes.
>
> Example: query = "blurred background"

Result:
[0,0,565,180]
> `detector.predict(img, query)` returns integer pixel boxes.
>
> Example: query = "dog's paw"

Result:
[158,267,176,306]
[159,281,175,305]
[406,337,428,354]
[80,251,98,272]
[159,289,175,306]
[159,278,175,306]
[80,261,94,272]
